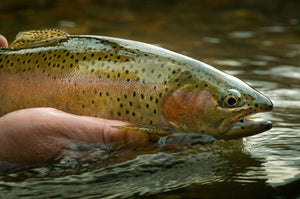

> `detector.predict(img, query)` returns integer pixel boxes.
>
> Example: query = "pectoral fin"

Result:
[112,125,173,136]
[10,28,69,48]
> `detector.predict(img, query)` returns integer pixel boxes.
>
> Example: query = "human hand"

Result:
[0,34,8,48]
[0,108,149,165]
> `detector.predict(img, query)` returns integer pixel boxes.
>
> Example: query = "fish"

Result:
[0,29,273,140]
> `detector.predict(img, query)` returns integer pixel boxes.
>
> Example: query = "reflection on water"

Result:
[0,0,299,198]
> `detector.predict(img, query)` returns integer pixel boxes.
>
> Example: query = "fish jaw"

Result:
[220,117,273,140]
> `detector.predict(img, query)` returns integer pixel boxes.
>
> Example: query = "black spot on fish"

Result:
[132,112,136,117]
[117,112,121,116]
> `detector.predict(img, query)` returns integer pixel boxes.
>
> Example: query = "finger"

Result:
[0,35,8,48]
[42,108,150,147]
[0,108,150,165]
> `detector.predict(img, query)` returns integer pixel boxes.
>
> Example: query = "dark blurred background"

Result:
[0,0,299,43]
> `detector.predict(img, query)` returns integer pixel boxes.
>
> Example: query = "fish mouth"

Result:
[217,109,272,140]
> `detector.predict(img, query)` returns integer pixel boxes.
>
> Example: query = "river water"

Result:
[0,0,299,198]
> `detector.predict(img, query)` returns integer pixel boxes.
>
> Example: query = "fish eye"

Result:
[223,89,242,108]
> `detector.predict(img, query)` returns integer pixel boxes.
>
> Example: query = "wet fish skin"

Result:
[0,29,273,139]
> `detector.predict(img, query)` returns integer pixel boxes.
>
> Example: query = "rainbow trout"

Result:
[0,29,273,139]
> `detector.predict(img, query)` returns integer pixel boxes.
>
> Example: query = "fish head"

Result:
[162,69,273,140]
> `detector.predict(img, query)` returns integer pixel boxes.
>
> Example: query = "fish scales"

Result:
[0,36,185,126]
[0,29,273,139]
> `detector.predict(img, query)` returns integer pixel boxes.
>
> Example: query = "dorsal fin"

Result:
[9,28,69,48]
